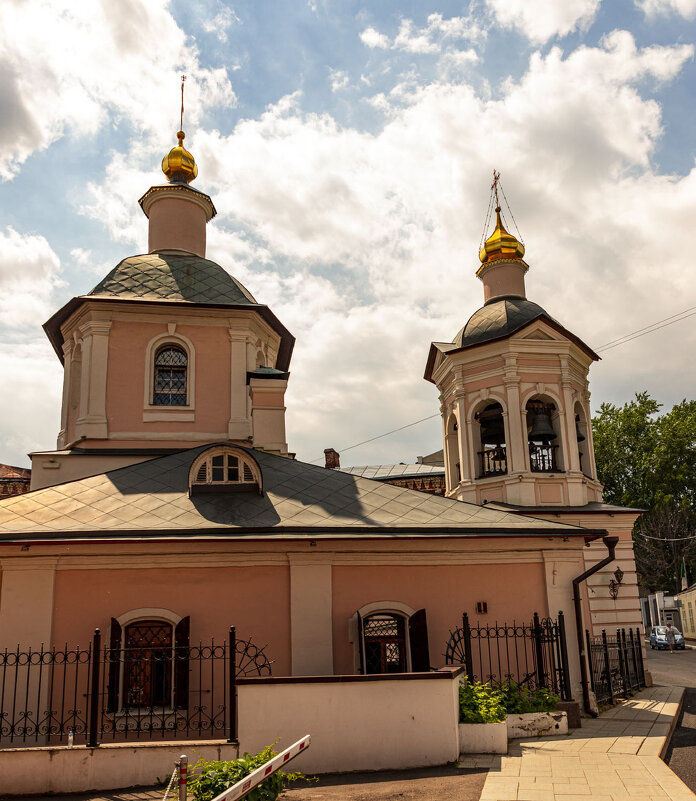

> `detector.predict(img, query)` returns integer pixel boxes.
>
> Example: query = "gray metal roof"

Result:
[455,296,553,349]
[339,464,445,480]
[88,253,257,306]
[0,446,596,540]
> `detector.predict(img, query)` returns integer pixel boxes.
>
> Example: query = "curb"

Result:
[660,686,685,760]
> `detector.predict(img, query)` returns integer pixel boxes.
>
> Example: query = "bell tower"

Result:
[425,176,603,507]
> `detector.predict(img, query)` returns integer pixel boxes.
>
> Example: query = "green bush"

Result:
[458,677,559,723]
[458,677,506,723]
[188,745,310,801]
[500,680,559,714]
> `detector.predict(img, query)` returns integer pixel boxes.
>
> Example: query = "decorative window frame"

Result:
[113,608,182,714]
[143,332,196,420]
[349,601,416,674]
[189,446,263,496]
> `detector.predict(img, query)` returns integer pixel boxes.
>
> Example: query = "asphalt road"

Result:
[16,767,488,801]
[646,644,696,792]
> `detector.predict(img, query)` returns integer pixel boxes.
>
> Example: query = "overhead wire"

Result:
[308,300,696,463]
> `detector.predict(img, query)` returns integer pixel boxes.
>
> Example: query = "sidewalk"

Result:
[460,685,695,800]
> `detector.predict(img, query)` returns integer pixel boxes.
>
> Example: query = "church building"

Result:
[0,132,642,714]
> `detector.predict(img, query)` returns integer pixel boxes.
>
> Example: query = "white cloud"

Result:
[360,27,390,49]
[0,227,62,329]
[329,69,350,92]
[360,13,483,54]
[202,4,241,41]
[0,342,62,467]
[0,1,236,180]
[38,31,696,465]
[486,0,602,43]
[636,0,696,17]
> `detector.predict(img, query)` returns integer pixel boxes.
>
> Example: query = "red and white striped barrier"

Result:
[210,735,311,801]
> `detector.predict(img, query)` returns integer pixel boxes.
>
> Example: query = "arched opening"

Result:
[445,414,461,488]
[362,613,408,674]
[474,402,507,478]
[526,396,564,472]
[574,402,591,478]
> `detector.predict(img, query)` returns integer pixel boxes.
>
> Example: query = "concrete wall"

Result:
[0,740,239,797]
[236,670,462,774]
[0,670,462,795]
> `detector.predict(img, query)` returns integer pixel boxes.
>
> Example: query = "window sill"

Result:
[143,411,195,422]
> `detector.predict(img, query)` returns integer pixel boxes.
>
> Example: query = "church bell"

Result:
[528,405,557,443]
[575,414,586,442]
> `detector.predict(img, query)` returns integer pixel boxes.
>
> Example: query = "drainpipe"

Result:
[572,535,618,716]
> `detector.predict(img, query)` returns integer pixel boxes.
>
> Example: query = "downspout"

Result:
[572,535,618,717]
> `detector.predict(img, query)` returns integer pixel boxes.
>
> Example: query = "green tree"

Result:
[592,392,696,592]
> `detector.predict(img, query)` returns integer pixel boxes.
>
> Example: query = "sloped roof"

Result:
[88,253,257,306]
[425,295,599,382]
[0,464,31,480]
[339,464,445,480]
[0,446,601,541]
[43,254,295,369]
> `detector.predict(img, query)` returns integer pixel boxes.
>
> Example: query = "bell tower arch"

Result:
[425,181,602,507]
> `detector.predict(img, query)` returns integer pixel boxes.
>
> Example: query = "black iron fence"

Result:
[444,611,572,701]
[0,627,271,747]
[585,627,645,706]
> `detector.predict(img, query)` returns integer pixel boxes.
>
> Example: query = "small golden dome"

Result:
[161,130,198,184]
[478,206,525,264]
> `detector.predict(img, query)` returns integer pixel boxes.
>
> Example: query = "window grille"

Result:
[363,613,406,674]
[153,346,187,406]
[123,620,173,709]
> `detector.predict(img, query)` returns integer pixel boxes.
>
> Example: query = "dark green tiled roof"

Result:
[455,296,552,348]
[88,253,257,306]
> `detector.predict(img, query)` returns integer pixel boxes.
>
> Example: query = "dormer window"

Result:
[153,346,187,406]
[190,447,261,495]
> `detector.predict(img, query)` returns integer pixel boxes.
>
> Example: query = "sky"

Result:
[2,0,696,469]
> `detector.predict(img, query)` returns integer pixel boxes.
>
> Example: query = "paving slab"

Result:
[467,685,695,800]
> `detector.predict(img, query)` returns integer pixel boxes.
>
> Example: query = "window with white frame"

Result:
[189,447,261,495]
[107,614,189,713]
[354,605,430,674]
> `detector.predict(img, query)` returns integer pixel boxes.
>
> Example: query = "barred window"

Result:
[363,614,407,674]
[153,346,187,406]
[123,620,173,708]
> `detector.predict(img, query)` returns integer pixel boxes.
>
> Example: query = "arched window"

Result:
[189,447,262,495]
[474,402,507,478]
[526,397,564,472]
[362,613,407,674]
[353,604,430,674]
[153,345,188,406]
[123,620,173,708]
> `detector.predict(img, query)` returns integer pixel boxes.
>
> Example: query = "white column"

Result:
[542,549,585,703]
[57,340,74,448]
[503,359,524,474]
[0,558,58,648]
[289,555,334,675]
[228,329,252,440]
[453,391,470,482]
[562,376,580,473]
[75,320,111,439]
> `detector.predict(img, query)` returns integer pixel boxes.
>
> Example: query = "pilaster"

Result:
[228,329,252,440]
[0,557,59,648]
[75,320,111,439]
[289,555,334,675]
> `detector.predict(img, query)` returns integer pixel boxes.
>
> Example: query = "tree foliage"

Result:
[592,392,696,592]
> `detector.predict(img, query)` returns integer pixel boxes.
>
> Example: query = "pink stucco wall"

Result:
[51,566,292,675]
[106,320,232,434]
[330,563,548,674]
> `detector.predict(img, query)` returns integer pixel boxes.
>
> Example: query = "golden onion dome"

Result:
[161,130,198,184]
[478,206,525,264]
